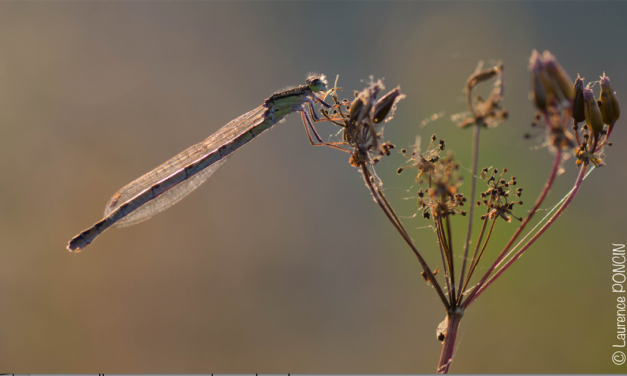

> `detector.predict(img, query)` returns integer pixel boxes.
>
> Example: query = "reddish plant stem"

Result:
[437,311,463,374]
[461,147,562,308]
[467,164,587,304]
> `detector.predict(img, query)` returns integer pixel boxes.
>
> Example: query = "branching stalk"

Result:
[360,163,450,309]
[462,147,562,308]
[467,163,587,304]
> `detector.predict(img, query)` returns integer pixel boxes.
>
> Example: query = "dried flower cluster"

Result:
[397,134,446,180]
[416,155,467,220]
[477,167,523,222]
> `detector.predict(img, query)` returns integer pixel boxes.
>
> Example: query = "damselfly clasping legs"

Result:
[67,74,352,252]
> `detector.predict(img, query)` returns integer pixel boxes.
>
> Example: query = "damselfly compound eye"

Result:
[306,74,328,92]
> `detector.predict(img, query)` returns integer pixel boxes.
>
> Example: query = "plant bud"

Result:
[373,87,404,123]
[572,74,586,122]
[583,87,604,135]
[542,51,574,101]
[599,72,620,125]
[529,50,548,111]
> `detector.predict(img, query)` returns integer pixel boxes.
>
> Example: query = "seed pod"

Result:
[599,73,620,125]
[543,51,574,101]
[373,87,403,123]
[583,87,604,135]
[572,74,586,122]
[349,97,364,119]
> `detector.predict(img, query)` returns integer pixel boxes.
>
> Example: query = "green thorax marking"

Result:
[265,85,313,120]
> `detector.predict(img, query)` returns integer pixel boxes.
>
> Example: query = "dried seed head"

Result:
[478,166,524,222]
[599,72,620,125]
[572,74,586,122]
[398,135,446,182]
[583,87,604,135]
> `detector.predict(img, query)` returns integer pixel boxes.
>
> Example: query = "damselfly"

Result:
[67,74,349,252]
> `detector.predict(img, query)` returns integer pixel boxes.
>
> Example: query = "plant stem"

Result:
[460,214,488,295]
[458,124,480,302]
[436,220,453,303]
[462,147,562,308]
[360,163,450,308]
[437,310,463,374]
[465,218,497,290]
[444,216,457,306]
[467,163,587,304]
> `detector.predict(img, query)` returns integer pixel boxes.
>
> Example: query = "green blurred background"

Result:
[1,1,626,373]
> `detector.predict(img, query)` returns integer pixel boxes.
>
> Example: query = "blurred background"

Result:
[0,1,626,373]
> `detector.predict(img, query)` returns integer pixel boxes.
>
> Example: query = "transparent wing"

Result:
[112,156,231,227]
[104,104,267,226]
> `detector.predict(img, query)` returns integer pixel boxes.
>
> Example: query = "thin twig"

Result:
[435,220,453,302]
[465,218,497,293]
[460,213,489,296]
[458,124,481,301]
[444,215,457,307]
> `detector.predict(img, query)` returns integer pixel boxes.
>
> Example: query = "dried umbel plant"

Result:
[322,50,618,373]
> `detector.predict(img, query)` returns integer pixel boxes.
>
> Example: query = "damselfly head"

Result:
[306,74,328,92]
